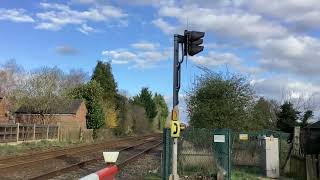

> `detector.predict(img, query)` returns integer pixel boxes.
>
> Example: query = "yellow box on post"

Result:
[171,121,180,138]
[171,108,179,121]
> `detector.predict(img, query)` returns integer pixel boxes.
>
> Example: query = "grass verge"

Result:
[0,140,81,157]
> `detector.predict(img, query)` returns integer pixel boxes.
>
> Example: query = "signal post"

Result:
[170,31,205,180]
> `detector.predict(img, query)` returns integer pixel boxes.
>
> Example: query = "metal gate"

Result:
[162,128,231,180]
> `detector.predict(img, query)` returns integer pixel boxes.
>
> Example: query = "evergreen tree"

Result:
[92,61,117,102]
[276,101,300,133]
[154,93,169,129]
[132,87,157,121]
[301,110,313,127]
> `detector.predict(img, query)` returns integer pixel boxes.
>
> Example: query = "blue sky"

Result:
[2,0,320,121]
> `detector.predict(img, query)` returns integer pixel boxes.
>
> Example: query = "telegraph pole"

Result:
[170,31,205,180]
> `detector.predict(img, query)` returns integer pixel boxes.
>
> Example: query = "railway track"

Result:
[0,134,161,180]
[31,136,162,180]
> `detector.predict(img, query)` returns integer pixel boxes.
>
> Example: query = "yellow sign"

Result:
[171,121,180,138]
[171,108,179,121]
[239,134,248,141]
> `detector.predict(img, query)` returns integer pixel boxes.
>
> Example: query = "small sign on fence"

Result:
[214,135,225,143]
[239,134,249,141]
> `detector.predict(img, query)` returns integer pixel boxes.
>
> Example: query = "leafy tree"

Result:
[301,110,313,128]
[153,93,169,130]
[132,87,157,121]
[114,94,129,135]
[276,101,300,133]
[252,98,278,130]
[70,80,105,130]
[187,69,254,131]
[91,61,117,103]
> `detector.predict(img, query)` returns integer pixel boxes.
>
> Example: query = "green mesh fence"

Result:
[162,128,291,179]
[231,130,291,176]
[178,128,217,178]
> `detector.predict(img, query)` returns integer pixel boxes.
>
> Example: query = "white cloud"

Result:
[252,75,320,110]
[241,0,320,31]
[0,8,35,23]
[190,51,263,74]
[102,49,137,62]
[191,51,241,67]
[151,3,320,78]
[152,18,178,34]
[35,2,127,31]
[131,42,159,51]
[71,0,96,4]
[77,23,96,34]
[101,43,170,69]
[156,6,287,42]
[259,35,320,75]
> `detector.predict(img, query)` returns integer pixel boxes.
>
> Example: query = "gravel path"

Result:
[117,147,162,180]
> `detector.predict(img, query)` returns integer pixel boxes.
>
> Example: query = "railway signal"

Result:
[170,30,205,180]
[184,30,205,56]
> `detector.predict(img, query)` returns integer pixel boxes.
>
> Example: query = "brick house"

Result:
[15,99,87,129]
[0,95,9,123]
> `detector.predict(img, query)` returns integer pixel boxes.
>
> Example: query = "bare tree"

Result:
[0,59,25,95]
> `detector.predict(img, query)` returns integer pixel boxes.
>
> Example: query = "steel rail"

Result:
[29,138,162,180]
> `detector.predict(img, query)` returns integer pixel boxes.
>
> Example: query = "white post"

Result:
[172,138,178,179]
[16,123,19,142]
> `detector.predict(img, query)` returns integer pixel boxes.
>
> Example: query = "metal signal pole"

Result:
[170,34,180,180]
[170,31,204,180]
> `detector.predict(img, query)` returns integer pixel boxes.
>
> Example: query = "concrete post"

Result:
[16,123,19,142]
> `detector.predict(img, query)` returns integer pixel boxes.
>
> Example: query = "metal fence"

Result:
[163,128,291,180]
[231,130,290,176]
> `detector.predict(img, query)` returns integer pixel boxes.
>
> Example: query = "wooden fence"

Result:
[286,127,320,180]
[0,123,93,144]
[0,123,59,143]
[289,154,320,180]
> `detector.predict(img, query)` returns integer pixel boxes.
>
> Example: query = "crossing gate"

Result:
[162,128,290,180]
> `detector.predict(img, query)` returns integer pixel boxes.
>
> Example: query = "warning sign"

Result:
[171,121,180,138]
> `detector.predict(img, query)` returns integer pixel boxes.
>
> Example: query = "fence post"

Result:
[46,124,49,140]
[16,123,19,142]
[163,128,171,180]
[213,129,231,180]
[57,123,60,141]
[33,124,36,140]
[4,126,6,142]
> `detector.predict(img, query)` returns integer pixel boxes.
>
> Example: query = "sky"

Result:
[1,0,320,122]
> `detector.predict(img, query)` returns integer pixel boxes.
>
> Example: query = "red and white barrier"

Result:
[79,165,119,180]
